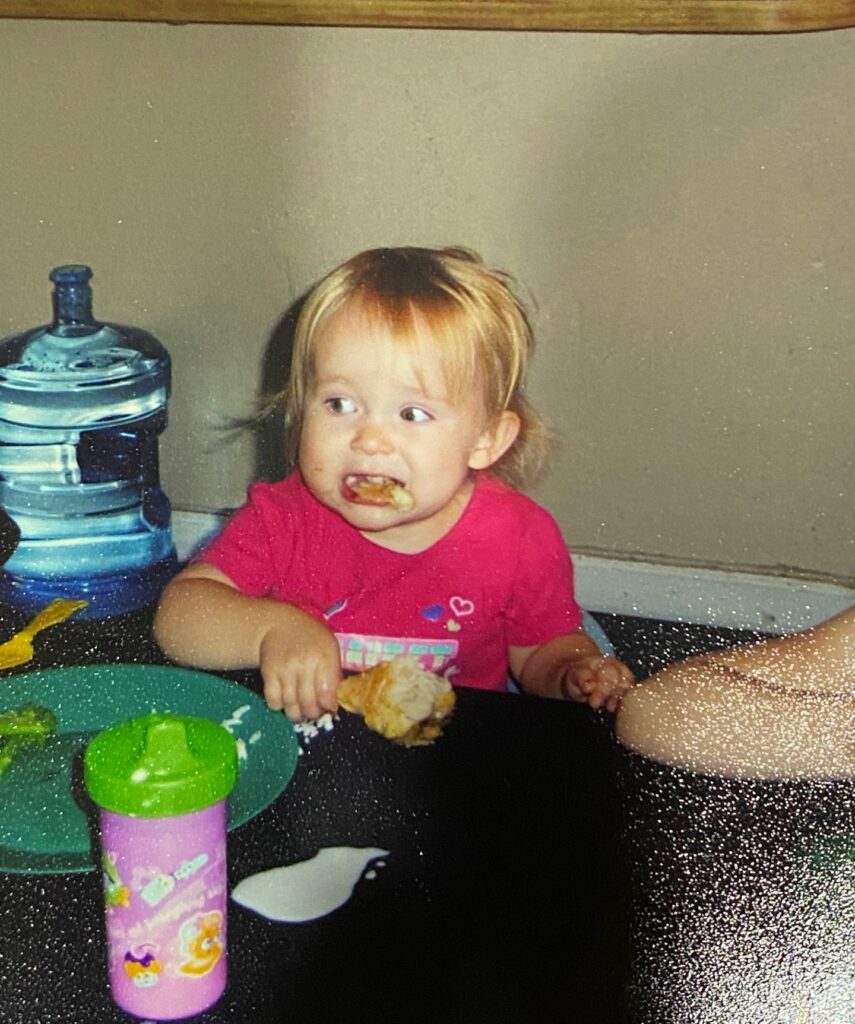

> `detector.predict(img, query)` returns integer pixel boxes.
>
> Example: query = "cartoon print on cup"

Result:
[103,850,130,910]
[124,946,162,988]
[178,910,224,977]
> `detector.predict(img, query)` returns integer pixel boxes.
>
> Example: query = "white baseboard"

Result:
[172,511,229,564]
[572,554,854,634]
[172,511,854,636]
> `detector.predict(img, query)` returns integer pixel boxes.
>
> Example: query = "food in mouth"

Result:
[337,655,455,746]
[345,474,415,512]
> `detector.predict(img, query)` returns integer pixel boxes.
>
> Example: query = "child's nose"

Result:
[351,420,394,455]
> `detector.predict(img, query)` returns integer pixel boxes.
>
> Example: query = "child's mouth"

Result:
[343,474,415,512]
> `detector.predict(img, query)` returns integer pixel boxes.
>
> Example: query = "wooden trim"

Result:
[1,1,854,34]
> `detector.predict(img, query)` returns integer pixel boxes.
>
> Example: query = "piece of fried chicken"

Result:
[337,655,455,746]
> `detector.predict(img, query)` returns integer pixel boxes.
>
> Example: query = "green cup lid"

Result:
[84,712,238,818]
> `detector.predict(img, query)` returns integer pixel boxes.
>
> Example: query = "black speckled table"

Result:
[0,605,631,1024]
[4,605,852,1024]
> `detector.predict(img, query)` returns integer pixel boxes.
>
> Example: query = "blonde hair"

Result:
[284,246,552,489]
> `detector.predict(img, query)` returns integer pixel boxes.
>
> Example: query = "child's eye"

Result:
[324,396,357,414]
[400,406,432,423]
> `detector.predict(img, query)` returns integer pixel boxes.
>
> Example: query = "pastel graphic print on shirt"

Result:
[328,593,478,674]
[335,632,459,673]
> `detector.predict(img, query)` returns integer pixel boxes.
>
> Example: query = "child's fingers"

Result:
[262,670,293,714]
[603,690,623,713]
[559,667,586,700]
[574,672,596,694]
[261,644,341,721]
[561,656,635,708]
[597,673,634,712]
[615,660,636,688]
[585,688,606,710]
[294,669,335,721]
[562,660,611,700]
[589,679,619,710]
[261,667,317,721]
[597,656,631,682]
[580,658,635,711]
[575,660,615,694]
[593,659,635,691]
[316,675,340,714]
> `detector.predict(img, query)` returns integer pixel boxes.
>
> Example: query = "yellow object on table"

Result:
[0,599,88,671]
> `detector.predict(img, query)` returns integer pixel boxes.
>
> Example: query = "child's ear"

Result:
[468,411,521,471]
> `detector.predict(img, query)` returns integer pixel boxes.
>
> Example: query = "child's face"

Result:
[299,303,500,552]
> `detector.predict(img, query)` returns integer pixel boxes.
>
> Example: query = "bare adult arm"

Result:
[707,605,855,694]
[616,606,855,779]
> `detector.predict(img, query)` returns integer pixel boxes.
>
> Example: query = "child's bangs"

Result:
[357,289,480,406]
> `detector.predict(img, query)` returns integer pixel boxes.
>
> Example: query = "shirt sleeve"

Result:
[193,484,290,597]
[504,506,583,646]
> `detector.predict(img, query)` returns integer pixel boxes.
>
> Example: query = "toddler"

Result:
[154,246,635,721]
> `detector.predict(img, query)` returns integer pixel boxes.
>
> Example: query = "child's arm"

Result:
[509,630,635,712]
[153,562,341,721]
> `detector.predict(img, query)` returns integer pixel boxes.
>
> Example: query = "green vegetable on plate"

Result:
[0,703,57,776]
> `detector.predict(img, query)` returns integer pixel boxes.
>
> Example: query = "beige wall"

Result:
[1,20,853,584]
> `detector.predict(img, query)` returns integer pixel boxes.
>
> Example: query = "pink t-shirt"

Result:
[198,471,582,691]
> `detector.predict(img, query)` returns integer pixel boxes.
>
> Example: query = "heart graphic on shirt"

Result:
[449,596,474,618]
[323,599,348,621]
[446,619,461,632]
[422,604,444,622]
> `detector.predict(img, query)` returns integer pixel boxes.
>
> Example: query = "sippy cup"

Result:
[84,712,238,1020]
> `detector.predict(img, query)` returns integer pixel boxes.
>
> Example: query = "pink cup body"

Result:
[98,801,228,1020]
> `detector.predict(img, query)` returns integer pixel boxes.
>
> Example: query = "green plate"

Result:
[0,664,299,875]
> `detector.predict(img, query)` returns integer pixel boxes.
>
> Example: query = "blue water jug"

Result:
[0,265,177,617]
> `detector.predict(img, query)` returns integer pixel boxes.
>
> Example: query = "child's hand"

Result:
[559,654,635,712]
[259,618,342,722]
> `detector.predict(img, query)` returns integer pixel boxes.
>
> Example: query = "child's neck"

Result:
[359,476,477,555]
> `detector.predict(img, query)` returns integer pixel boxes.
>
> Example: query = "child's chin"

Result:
[340,502,401,528]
